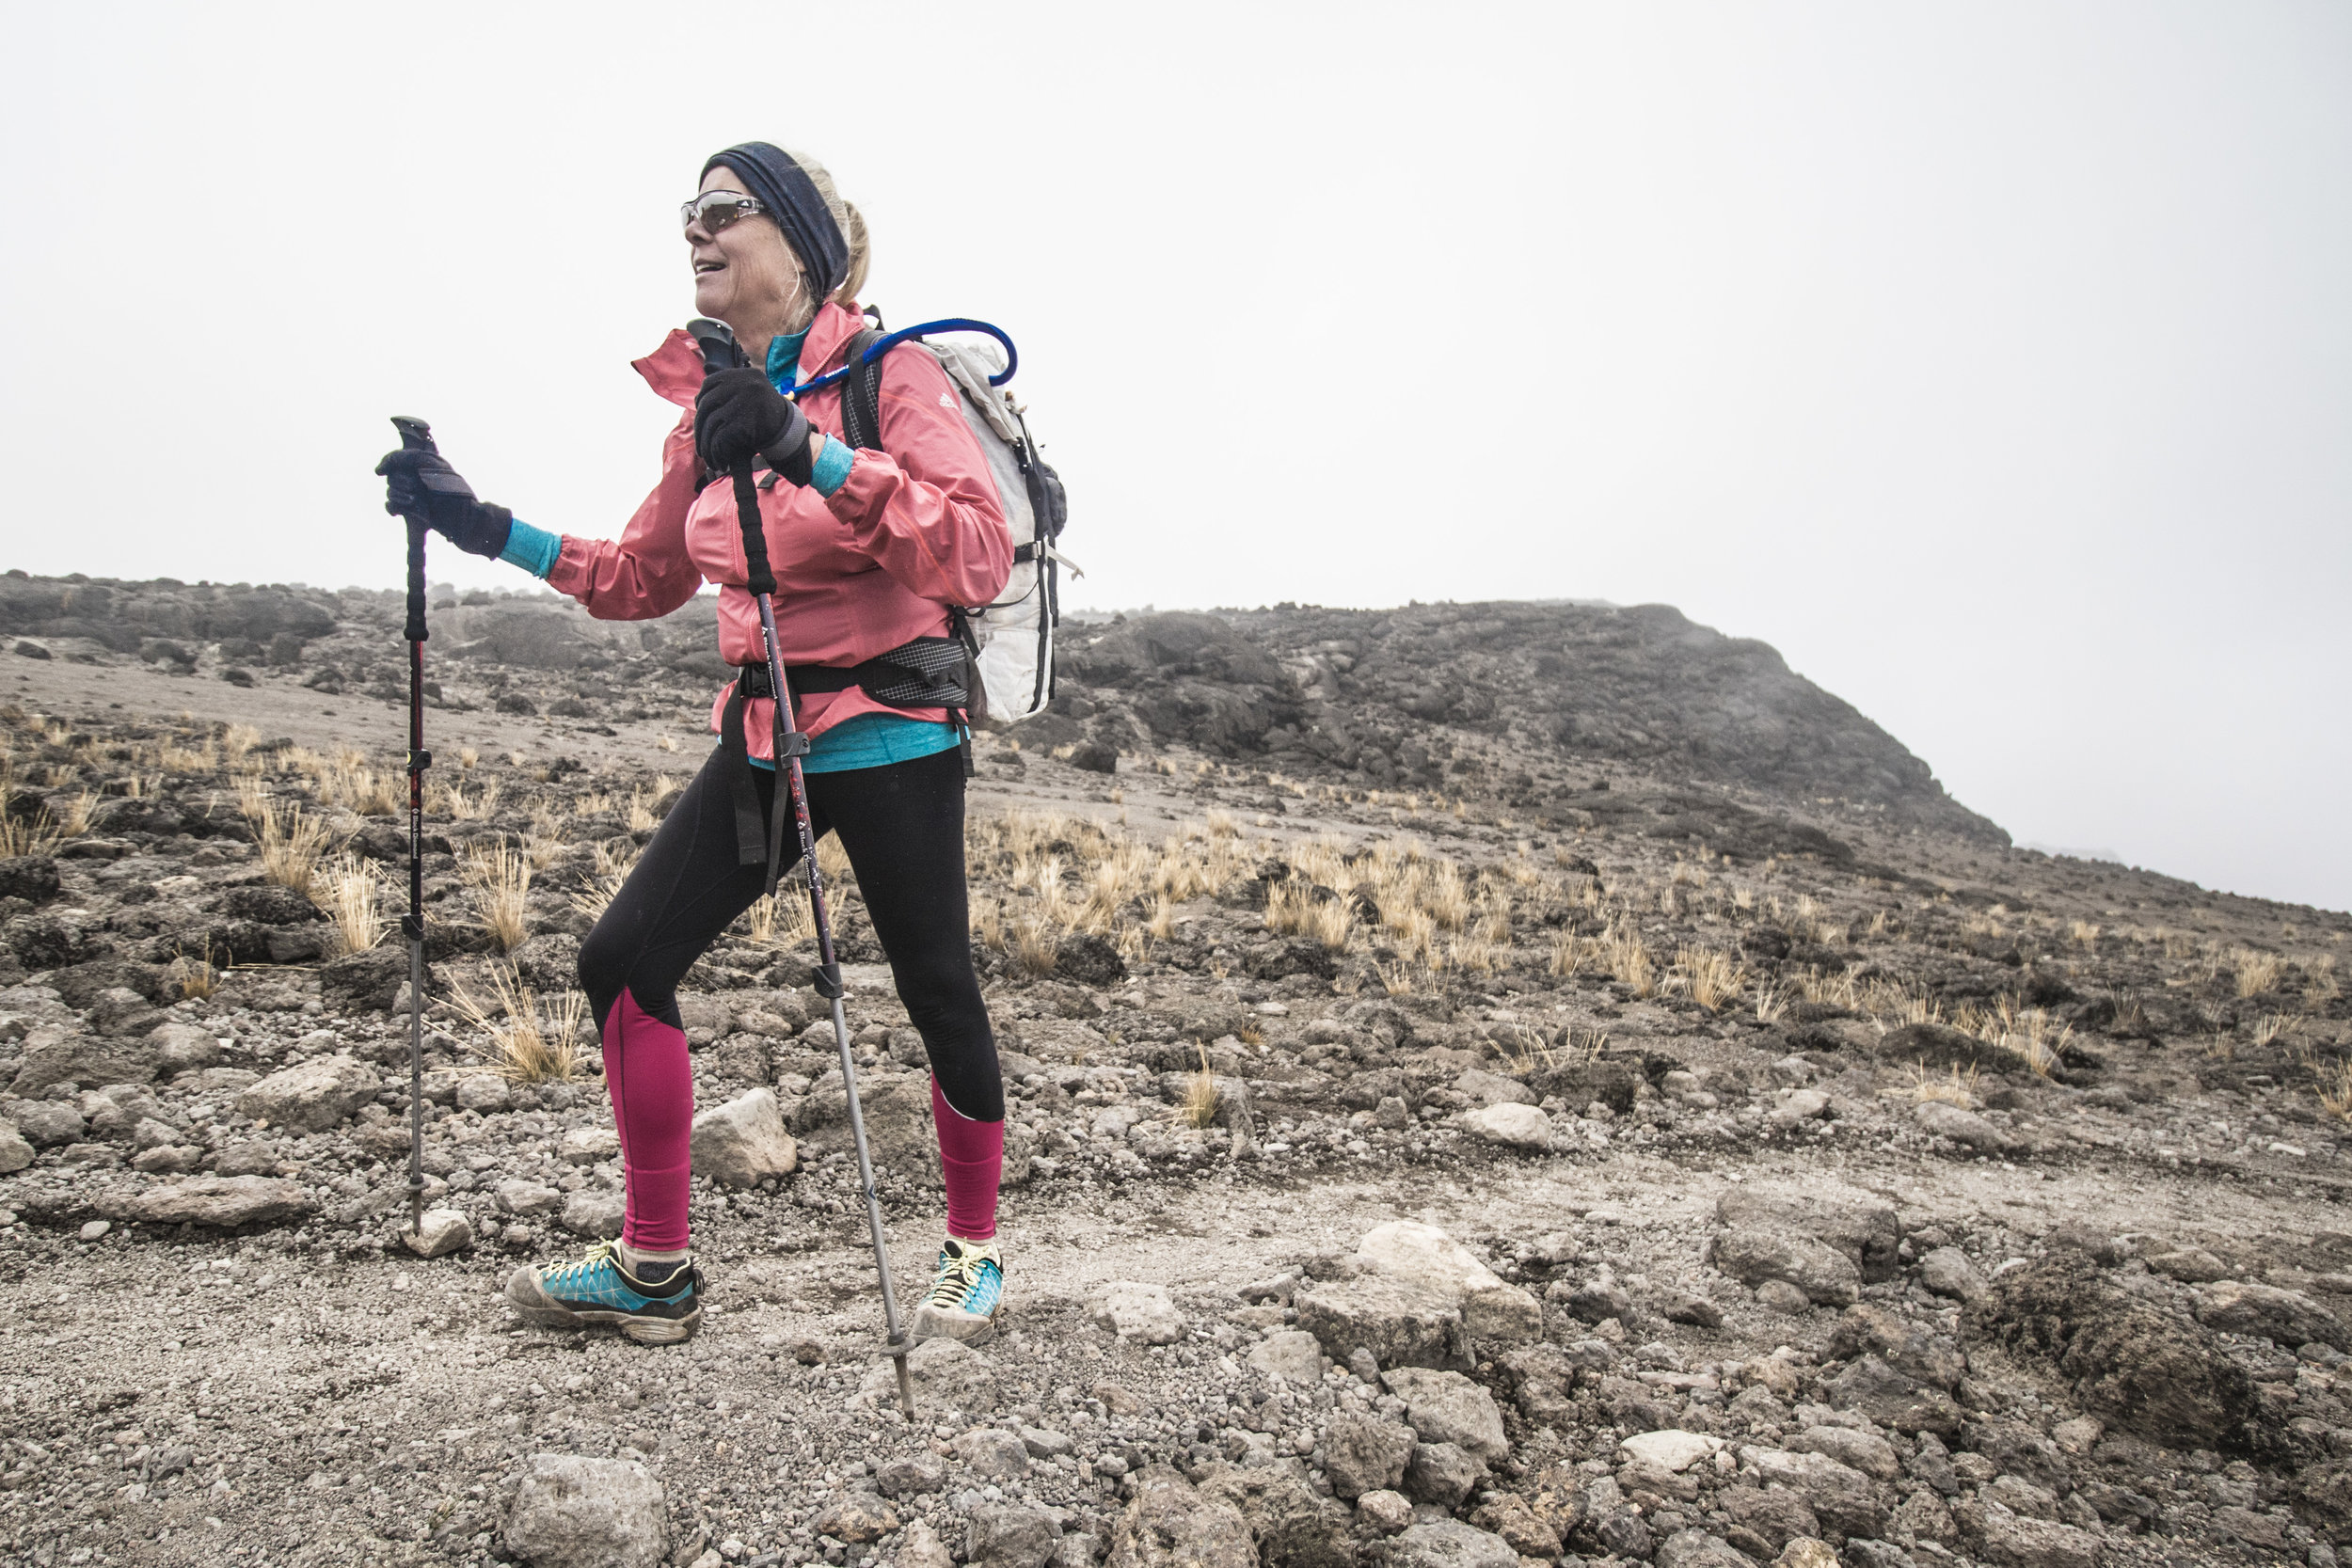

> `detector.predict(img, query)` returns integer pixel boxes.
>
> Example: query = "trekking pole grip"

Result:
[687,320,782,598]
[390,417,437,643]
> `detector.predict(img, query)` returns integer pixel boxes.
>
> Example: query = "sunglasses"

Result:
[680,190,768,235]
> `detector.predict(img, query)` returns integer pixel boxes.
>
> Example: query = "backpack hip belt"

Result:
[718,634,976,871]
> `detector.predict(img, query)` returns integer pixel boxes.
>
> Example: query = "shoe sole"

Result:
[910,1301,1002,1348]
[506,1270,701,1345]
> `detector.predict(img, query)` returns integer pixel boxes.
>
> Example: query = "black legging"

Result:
[576,743,1003,1120]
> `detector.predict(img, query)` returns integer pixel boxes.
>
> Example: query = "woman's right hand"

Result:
[375,448,515,559]
[694,368,818,484]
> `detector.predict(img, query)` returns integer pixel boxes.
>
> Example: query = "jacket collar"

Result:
[633,300,866,409]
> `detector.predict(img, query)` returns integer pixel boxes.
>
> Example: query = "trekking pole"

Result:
[388,416,437,1237]
[689,321,916,1418]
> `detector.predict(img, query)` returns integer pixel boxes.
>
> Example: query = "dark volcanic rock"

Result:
[0,856,60,906]
[1966,1250,2268,1454]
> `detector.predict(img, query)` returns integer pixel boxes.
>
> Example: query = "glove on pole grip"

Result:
[391,417,438,643]
[688,321,782,596]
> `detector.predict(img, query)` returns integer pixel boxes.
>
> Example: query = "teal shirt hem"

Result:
[748,712,961,775]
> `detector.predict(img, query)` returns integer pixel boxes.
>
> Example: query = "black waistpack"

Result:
[719,635,978,886]
[735,636,972,712]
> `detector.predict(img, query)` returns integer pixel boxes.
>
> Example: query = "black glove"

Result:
[694,367,816,485]
[375,449,514,559]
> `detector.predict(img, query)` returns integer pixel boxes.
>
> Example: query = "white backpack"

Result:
[835,324,1072,726]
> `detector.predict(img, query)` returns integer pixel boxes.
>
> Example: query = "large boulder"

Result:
[1366,1518,1518,1568]
[1967,1251,2265,1452]
[1714,1181,1901,1283]
[1739,1447,1883,1539]
[1093,1282,1184,1344]
[689,1087,798,1188]
[1107,1465,1257,1568]
[236,1054,379,1132]
[119,1176,317,1228]
[9,1026,154,1095]
[2193,1279,2348,1352]
[0,856,60,906]
[1320,1413,1416,1499]
[1355,1221,1541,1344]
[1295,1272,1470,1372]
[1710,1227,1861,1307]
[501,1452,668,1568]
[1380,1368,1508,1461]
[1194,1463,1356,1568]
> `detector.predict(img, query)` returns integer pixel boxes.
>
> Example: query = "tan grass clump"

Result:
[2233,947,2285,998]
[1597,923,1656,996]
[450,965,586,1084]
[2318,1059,2352,1122]
[746,889,817,949]
[1180,1046,1221,1130]
[1905,1061,1979,1106]
[464,844,533,954]
[1674,946,1743,1012]
[169,939,223,1001]
[567,841,637,927]
[259,802,332,895]
[317,857,388,955]
[321,748,401,816]
[437,779,503,821]
[1266,880,1357,952]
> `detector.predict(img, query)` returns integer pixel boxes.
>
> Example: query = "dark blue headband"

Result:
[702,142,850,302]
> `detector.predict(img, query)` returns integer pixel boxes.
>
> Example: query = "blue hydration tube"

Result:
[792,318,1017,396]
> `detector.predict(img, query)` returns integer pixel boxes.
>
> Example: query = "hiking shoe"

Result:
[505,1242,703,1345]
[910,1237,1004,1346]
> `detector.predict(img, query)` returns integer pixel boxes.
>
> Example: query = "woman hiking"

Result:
[375,143,1013,1347]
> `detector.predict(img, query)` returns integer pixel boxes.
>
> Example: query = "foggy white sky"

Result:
[3,3,2347,911]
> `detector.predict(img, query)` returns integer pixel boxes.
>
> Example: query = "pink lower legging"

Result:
[599,995,1005,1251]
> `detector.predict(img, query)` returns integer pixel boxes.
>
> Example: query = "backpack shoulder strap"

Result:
[836,326,887,452]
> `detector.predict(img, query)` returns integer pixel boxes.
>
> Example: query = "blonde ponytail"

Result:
[786,150,871,306]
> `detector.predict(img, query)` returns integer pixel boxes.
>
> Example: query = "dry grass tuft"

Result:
[1180,1046,1221,1129]
[1010,911,1058,976]
[2250,1014,2295,1050]
[169,939,223,1001]
[450,965,587,1084]
[317,857,388,955]
[2233,947,2286,998]
[746,889,818,949]
[258,802,332,895]
[321,748,402,816]
[1597,923,1656,996]
[1266,880,1356,952]
[464,844,533,954]
[567,841,637,927]
[1753,983,1789,1025]
[1673,946,1743,1011]
[2318,1059,2352,1122]
[1905,1060,1979,1106]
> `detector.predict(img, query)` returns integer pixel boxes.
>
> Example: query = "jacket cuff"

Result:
[810,436,855,498]
[500,519,564,579]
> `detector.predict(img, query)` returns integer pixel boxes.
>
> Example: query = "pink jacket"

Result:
[546,300,1012,755]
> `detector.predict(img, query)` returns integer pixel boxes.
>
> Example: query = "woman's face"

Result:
[688,164,806,328]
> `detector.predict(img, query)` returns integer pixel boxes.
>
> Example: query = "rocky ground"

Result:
[2,573,2350,1568]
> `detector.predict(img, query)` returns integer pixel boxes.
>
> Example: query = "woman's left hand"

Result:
[695,368,818,484]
